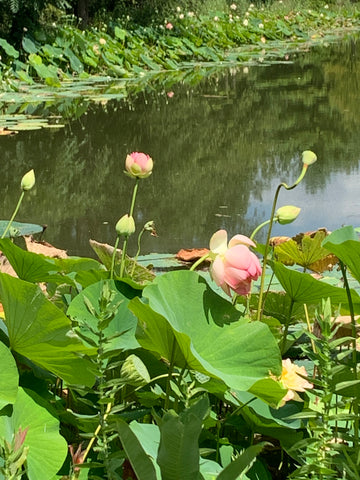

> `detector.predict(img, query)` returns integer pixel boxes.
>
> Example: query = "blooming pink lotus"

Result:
[209,229,262,297]
[125,152,153,179]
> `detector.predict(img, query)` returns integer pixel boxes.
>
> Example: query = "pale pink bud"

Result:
[165,22,173,30]
[125,152,153,179]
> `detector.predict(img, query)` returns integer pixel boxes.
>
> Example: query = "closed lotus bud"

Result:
[21,169,35,191]
[115,214,135,237]
[302,150,317,166]
[120,354,150,387]
[125,152,153,179]
[275,205,301,225]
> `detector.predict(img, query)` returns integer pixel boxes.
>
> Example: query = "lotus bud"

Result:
[125,152,153,179]
[20,169,35,191]
[115,214,135,237]
[120,354,150,387]
[302,150,317,166]
[275,205,301,225]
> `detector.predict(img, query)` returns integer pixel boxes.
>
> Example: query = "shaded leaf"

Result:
[116,419,158,480]
[0,387,67,480]
[157,396,209,480]
[0,273,96,386]
[0,341,18,409]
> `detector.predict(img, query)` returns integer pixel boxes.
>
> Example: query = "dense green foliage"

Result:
[1,156,360,479]
[0,0,360,89]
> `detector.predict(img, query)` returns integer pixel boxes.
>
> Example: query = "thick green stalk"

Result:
[257,165,307,321]
[120,178,139,278]
[1,191,25,239]
[164,337,177,411]
[189,253,210,271]
[131,227,144,277]
[110,235,120,280]
[250,219,271,241]
[281,298,294,354]
[339,261,359,458]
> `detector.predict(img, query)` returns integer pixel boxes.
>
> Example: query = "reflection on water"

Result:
[1,36,360,257]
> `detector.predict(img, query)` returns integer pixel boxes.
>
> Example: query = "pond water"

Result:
[1,35,360,258]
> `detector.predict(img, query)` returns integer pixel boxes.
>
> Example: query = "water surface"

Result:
[1,36,360,257]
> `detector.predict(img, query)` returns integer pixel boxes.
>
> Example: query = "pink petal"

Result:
[228,234,256,249]
[210,255,225,286]
[210,256,231,296]
[224,245,252,269]
[131,152,150,169]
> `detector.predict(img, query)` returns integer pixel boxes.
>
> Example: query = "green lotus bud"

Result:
[302,150,317,166]
[20,169,35,191]
[120,354,150,387]
[275,205,301,225]
[115,214,135,237]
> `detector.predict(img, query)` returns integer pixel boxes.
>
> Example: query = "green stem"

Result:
[110,235,120,280]
[164,337,177,410]
[120,179,139,278]
[256,184,281,321]
[256,166,307,322]
[339,261,359,458]
[1,191,25,239]
[119,237,128,278]
[250,219,271,241]
[129,179,139,218]
[281,298,294,354]
[189,253,210,271]
[131,226,145,277]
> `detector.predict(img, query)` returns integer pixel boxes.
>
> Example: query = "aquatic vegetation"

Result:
[1,148,360,479]
[0,2,360,93]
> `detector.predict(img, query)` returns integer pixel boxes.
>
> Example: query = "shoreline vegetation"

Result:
[0,1,360,93]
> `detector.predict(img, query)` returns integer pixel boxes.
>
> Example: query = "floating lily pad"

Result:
[0,220,45,238]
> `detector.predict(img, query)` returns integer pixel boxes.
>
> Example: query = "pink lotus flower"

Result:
[209,229,262,296]
[125,152,153,179]
[280,358,313,405]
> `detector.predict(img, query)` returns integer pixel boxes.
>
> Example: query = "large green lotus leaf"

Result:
[0,238,74,285]
[0,387,67,480]
[0,341,18,409]
[0,273,95,386]
[322,226,360,284]
[129,271,282,395]
[270,260,360,310]
[67,279,140,352]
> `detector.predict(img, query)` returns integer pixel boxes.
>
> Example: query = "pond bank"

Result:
[1,2,360,99]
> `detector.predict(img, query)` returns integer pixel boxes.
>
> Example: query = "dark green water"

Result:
[1,36,360,257]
